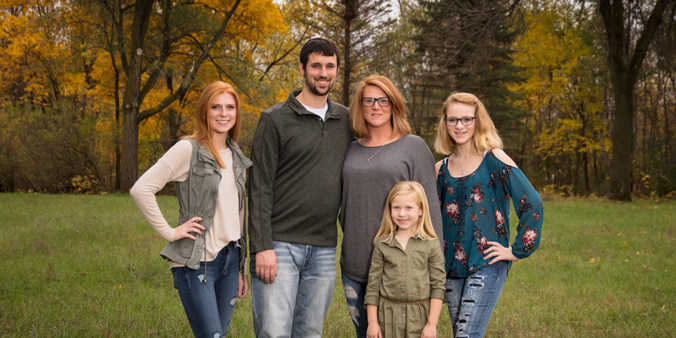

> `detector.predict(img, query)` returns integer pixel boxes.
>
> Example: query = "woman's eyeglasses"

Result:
[361,97,391,107]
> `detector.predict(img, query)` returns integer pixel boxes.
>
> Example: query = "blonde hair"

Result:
[373,181,437,244]
[188,81,242,168]
[348,76,411,139]
[433,92,502,155]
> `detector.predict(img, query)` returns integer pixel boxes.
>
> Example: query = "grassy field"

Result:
[0,193,674,337]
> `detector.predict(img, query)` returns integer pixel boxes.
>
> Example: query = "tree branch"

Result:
[628,0,673,83]
[258,26,309,81]
[136,0,242,122]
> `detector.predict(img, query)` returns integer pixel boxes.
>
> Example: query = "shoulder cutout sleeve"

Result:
[486,151,544,259]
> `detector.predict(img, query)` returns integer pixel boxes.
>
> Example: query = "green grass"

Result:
[0,193,674,337]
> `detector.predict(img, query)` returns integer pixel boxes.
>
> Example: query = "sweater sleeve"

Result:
[487,151,544,259]
[409,136,445,251]
[130,140,192,242]
[248,113,279,253]
[364,240,385,307]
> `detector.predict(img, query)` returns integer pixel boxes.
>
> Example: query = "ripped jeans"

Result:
[172,241,240,338]
[340,273,368,338]
[445,261,508,338]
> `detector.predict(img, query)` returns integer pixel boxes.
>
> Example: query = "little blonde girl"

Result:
[364,181,445,338]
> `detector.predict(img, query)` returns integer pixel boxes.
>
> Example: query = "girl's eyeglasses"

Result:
[444,116,475,126]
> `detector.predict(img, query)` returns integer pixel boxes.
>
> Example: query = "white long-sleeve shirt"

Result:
[130,140,241,268]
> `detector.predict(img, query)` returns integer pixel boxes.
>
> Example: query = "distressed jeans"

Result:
[445,261,508,338]
[250,241,336,338]
[341,273,368,338]
[172,241,240,338]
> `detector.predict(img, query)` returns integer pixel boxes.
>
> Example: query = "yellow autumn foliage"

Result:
[511,1,609,162]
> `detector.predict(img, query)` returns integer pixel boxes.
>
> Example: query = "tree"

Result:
[0,0,287,192]
[414,0,528,155]
[295,0,394,106]
[117,0,241,191]
[510,0,610,195]
[367,1,435,138]
[0,0,114,192]
[598,0,675,201]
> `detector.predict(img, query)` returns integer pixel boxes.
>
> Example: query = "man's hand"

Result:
[255,250,278,284]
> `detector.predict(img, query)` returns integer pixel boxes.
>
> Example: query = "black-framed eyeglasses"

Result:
[361,97,391,107]
[445,116,476,126]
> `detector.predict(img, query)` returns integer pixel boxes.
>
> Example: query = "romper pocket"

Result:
[411,248,428,269]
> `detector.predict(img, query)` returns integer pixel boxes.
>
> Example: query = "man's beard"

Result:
[305,76,335,97]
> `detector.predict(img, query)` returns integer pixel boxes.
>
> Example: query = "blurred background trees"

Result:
[1,0,675,200]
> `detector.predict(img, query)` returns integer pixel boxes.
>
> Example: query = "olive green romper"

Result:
[364,236,446,338]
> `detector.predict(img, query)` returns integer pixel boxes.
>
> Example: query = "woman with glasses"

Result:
[434,92,543,337]
[338,76,443,338]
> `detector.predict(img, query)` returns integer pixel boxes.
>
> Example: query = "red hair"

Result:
[189,81,242,168]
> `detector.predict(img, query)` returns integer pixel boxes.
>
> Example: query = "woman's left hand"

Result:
[483,241,518,265]
[237,272,249,298]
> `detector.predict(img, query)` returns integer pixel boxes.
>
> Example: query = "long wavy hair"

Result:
[349,76,411,139]
[373,181,437,244]
[434,92,502,155]
[188,81,242,168]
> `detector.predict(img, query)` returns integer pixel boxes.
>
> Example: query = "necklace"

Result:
[455,153,471,175]
[367,145,385,162]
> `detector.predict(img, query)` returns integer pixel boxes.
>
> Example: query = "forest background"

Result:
[1,0,676,201]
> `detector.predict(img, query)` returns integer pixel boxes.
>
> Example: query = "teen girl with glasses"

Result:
[434,92,544,338]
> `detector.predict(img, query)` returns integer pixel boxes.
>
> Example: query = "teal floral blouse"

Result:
[437,150,544,278]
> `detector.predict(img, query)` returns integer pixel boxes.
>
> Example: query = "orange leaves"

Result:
[0,0,76,102]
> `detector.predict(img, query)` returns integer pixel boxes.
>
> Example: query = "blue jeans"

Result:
[250,241,336,338]
[172,241,240,338]
[445,261,508,338]
[341,273,368,338]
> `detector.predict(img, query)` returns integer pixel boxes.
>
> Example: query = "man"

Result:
[248,38,352,338]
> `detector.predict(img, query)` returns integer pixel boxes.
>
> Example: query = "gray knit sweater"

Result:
[248,90,353,254]
[339,134,444,283]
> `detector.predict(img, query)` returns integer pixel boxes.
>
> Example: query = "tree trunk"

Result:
[120,109,140,191]
[341,0,355,106]
[598,0,671,201]
[120,47,144,191]
[113,66,121,191]
[583,152,590,194]
[664,74,673,165]
[608,80,633,200]
[119,0,155,191]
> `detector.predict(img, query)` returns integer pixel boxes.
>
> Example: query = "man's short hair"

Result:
[299,38,341,70]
